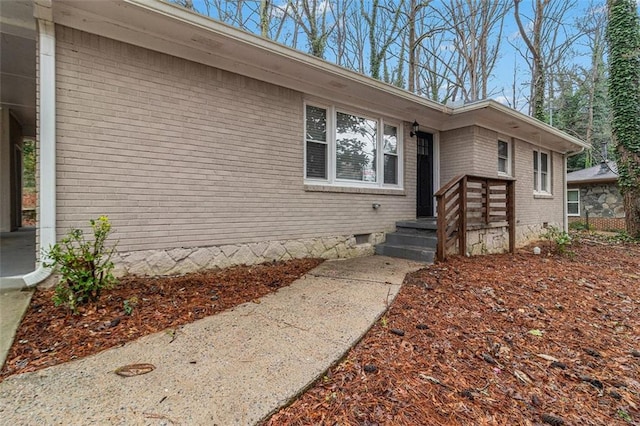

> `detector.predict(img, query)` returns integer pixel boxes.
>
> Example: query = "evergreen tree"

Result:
[607,0,640,237]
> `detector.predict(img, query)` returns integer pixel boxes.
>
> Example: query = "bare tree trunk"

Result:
[624,190,640,237]
[260,0,270,38]
[435,0,508,103]
[408,0,417,92]
[361,0,404,80]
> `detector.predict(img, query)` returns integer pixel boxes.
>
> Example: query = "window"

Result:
[304,103,402,187]
[383,125,398,184]
[567,189,580,216]
[498,140,510,175]
[533,150,550,193]
[305,105,328,179]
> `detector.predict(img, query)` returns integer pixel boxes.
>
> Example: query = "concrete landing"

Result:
[0,255,422,425]
[0,228,36,278]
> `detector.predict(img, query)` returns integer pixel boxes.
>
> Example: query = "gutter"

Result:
[23,13,56,287]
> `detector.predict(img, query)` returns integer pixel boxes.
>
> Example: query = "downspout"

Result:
[563,147,586,232]
[23,15,56,287]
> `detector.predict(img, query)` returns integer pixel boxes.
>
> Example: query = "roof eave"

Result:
[445,100,590,154]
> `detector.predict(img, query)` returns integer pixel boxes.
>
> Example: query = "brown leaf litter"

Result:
[266,234,640,425]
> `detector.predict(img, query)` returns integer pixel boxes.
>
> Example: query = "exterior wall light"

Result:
[410,120,420,137]
[372,203,381,209]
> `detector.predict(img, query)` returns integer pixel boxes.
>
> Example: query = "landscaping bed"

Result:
[266,234,639,425]
[0,258,322,380]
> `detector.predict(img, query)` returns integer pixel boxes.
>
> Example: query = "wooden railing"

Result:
[434,174,515,261]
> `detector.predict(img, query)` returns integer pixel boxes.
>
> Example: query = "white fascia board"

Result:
[449,100,590,154]
[52,0,450,127]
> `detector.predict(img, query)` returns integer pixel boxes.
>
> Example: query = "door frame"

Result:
[416,131,434,217]
[414,130,440,218]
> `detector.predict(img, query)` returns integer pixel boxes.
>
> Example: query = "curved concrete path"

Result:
[0,256,422,425]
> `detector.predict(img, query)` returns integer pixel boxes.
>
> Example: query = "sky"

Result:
[183,0,616,112]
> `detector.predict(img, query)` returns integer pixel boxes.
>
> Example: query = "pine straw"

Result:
[267,236,640,426]
[1,258,322,381]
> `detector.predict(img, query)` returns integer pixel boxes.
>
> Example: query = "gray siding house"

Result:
[0,0,588,288]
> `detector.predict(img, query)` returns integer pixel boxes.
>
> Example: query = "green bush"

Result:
[542,225,572,255]
[568,221,594,231]
[44,216,118,312]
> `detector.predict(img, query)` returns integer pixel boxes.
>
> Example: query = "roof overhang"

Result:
[568,177,618,185]
[443,101,590,154]
[51,0,589,154]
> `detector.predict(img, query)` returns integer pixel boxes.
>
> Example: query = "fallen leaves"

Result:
[266,235,640,425]
[114,363,155,377]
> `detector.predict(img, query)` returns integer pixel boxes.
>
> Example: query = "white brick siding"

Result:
[55,26,416,253]
[439,125,565,247]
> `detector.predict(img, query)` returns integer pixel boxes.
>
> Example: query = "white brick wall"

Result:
[439,125,565,246]
[55,26,416,253]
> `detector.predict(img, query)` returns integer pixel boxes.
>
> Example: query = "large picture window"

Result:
[304,103,402,187]
[533,150,550,194]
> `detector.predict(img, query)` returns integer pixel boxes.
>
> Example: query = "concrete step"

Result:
[385,232,437,248]
[375,244,435,263]
[396,219,437,231]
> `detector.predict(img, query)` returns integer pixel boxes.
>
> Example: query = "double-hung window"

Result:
[567,189,580,216]
[533,150,550,193]
[498,140,511,175]
[304,103,402,187]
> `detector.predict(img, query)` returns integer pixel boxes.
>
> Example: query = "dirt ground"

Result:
[266,234,639,426]
[0,258,322,381]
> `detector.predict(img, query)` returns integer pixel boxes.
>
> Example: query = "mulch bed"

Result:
[0,258,322,381]
[266,235,640,425]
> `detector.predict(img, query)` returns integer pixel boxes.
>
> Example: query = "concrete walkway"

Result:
[0,256,422,425]
[0,288,34,369]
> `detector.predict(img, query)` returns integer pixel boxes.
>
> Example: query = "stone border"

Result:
[112,233,386,277]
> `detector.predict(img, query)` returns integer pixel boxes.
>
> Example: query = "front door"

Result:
[416,132,434,217]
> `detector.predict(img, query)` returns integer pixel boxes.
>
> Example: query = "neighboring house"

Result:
[567,161,626,231]
[0,0,588,288]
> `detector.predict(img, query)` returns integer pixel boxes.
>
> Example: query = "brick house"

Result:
[567,161,625,231]
[0,0,588,288]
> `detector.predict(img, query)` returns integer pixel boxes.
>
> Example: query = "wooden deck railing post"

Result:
[507,180,516,253]
[459,176,468,256]
[483,178,490,224]
[436,189,446,262]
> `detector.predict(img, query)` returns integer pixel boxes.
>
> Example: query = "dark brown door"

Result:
[416,132,434,217]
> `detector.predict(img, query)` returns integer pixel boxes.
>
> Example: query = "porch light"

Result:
[410,120,420,137]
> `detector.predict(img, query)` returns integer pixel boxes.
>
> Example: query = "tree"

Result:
[607,0,640,237]
[361,0,405,80]
[288,0,338,58]
[433,0,509,102]
[513,0,581,120]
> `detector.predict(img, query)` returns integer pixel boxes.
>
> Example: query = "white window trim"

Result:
[303,102,404,189]
[567,189,580,216]
[497,139,512,177]
[533,149,551,195]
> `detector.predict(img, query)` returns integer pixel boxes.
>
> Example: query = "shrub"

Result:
[541,226,572,255]
[568,221,593,231]
[44,216,118,312]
